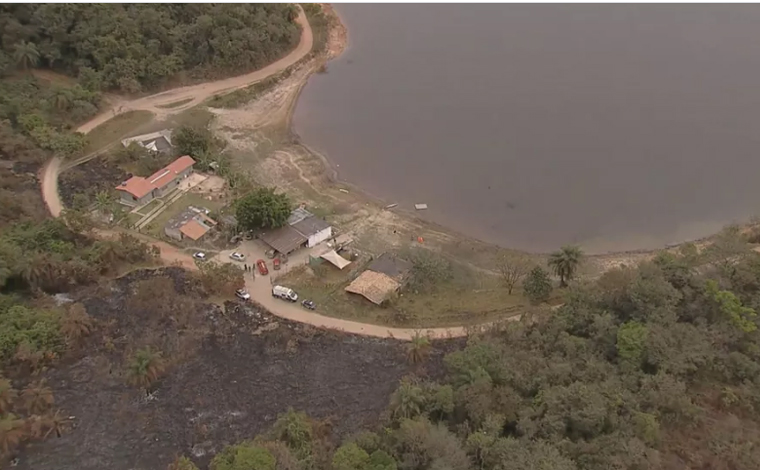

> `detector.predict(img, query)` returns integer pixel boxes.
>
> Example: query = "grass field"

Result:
[278,252,544,328]
[143,192,223,239]
[83,110,155,154]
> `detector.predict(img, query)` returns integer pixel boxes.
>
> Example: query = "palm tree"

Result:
[0,413,26,455]
[548,245,583,288]
[389,378,425,420]
[61,303,94,343]
[52,89,72,111]
[42,409,67,438]
[26,414,46,440]
[20,254,57,291]
[21,380,54,415]
[406,332,432,365]
[128,347,166,389]
[13,41,40,71]
[94,191,115,214]
[0,378,17,414]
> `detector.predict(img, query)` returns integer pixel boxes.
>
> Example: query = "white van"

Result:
[272,285,298,302]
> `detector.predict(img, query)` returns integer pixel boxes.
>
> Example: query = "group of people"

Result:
[242,264,255,277]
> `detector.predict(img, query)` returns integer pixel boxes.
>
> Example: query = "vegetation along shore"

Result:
[1,3,760,469]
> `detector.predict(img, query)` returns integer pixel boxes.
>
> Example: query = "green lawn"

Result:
[279,257,537,328]
[143,192,223,239]
[83,110,155,154]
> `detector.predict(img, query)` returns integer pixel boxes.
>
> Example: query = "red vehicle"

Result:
[256,259,269,275]
[273,258,281,270]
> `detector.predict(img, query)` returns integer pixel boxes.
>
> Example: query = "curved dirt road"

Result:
[41,6,313,218]
[38,8,510,340]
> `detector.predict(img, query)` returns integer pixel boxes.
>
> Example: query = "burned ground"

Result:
[17,268,460,470]
[58,158,128,208]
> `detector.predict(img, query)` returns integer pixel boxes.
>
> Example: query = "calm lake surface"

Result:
[293,5,760,253]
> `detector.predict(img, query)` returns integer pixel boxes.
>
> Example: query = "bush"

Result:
[0,303,62,364]
[211,442,276,470]
[522,266,552,304]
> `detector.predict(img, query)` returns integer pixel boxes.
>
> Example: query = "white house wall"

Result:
[307,227,332,248]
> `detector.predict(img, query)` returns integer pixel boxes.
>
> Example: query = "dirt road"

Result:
[76,7,313,134]
[37,7,497,340]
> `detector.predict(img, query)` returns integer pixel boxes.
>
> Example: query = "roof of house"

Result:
[121,130,173,148]
[287,207,313,226]
[260,225,307,254]
[143,136,172,153]
[148,155,195,189]
[115,155,195,198]
[345,270,400,305]
[368,253,413,281]
[180,219,211,240]
[292,216,331,238]
[116,176,155,199]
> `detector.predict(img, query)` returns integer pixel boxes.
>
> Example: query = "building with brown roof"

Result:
[116,155,195,206]
[164,206,217,241]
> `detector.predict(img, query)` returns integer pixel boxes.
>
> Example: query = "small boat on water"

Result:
[415,203,428,210]
[384,203,398,210]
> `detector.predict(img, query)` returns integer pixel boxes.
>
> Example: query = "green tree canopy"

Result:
[332,443,371,470]
[522,266,553,304]
[235,187,292,231]
[211,442,275,470]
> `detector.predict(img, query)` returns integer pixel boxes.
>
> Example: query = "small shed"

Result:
[345,271,400,305]
[164,208,217,241]
[292,216,332,248]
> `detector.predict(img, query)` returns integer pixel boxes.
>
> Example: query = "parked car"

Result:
[272,285,298,302]
[193,252,206,261]
[229,252,245,262]
[256,259,269,275]
[235,289,251,301]
[273,258,281,270]
[301,299,316,310]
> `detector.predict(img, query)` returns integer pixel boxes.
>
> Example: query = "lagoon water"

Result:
[293,5,760,253]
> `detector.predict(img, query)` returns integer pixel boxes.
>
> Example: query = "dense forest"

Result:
[168,230,760,470]
[0,4,301,92]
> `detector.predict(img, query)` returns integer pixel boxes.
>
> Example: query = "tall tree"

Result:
[548,245,583,287]
[235,187,292,231]
[389,379,425,421]
[496,253,532,295]
[94,190,114,214]
[127,347,166,389]
[21,379,54,415]
[13,41,40,71]
[407,333,432,365]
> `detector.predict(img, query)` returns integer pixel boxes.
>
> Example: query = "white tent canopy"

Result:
[319,250,351,270]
